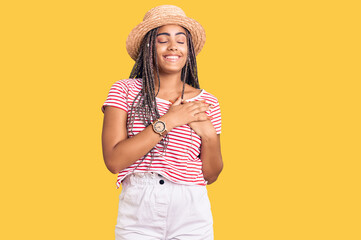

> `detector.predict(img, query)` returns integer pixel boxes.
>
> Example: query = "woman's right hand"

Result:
[160,95,212,131]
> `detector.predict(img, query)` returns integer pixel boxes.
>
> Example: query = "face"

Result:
[155,24,188,75]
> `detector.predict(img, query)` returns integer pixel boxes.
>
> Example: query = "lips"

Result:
[163,55,181,62]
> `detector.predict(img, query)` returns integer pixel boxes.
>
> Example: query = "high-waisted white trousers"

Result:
[115,172,214,240]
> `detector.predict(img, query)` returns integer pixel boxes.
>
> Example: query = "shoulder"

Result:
[111,78,142,92]
[183,84,202,98]
[200,89,220,106]
[113,78,142,87]
[184,84,220,106]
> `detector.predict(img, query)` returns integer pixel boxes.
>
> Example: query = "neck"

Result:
[153,71,184,94]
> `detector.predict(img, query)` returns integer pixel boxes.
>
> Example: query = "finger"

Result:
[172,95,183,106]
[190,109,207,118]
[198,105,212,112]
[194,101,211,108]
[197,100,212,108]
[190,104,211,115]
[194,113,211,121]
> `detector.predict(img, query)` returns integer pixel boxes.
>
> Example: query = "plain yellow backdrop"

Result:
[1,0,360,239]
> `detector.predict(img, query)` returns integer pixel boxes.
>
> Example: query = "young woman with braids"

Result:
[101,5,222,240]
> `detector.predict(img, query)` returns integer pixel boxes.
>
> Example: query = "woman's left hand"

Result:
[169,99,217,138]
[188,113,217,138]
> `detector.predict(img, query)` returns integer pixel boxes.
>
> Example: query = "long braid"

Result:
[128,26,200,171]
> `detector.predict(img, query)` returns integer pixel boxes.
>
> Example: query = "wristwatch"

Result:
[151,119,167,136]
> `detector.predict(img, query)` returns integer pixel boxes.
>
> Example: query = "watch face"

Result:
[154,121,166,132]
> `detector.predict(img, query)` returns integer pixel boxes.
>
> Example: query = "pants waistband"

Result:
[122,172,172,187]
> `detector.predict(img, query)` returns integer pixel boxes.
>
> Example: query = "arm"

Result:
[188,120,223,184]
[200,133,223,184]
[188,99,223,184]
[101,106,168,174]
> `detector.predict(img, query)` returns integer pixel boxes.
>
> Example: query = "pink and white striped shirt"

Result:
[101,78,221,188]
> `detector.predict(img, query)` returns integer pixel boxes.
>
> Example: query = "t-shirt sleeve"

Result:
[209,98,222,135]
[101,80,128,113]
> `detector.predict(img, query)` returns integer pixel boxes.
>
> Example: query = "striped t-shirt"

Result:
[101,78,221,188]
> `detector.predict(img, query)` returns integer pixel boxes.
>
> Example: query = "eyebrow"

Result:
[156,32,186,37]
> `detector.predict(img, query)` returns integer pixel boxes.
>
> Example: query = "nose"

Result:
[168,40,178,51]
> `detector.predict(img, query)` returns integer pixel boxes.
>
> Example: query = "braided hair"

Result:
[128,26,200,169]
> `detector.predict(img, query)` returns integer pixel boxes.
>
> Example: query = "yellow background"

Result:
[1,0,360,239]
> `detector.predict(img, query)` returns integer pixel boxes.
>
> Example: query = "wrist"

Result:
[159,115,175,132]
[151,119,168,136]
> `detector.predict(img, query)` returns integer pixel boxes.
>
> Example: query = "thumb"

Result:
[172,95,183,105]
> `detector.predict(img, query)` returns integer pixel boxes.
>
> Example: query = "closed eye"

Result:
[158,41,185,44]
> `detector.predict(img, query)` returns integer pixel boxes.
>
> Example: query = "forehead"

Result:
[157,24,186,34]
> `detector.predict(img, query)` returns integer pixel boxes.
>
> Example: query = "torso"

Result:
[102,78,221,189]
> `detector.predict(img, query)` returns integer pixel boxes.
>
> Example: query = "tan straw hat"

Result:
[126,5,206,61]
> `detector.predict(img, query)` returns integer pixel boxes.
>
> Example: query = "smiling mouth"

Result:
[163,55,181,62]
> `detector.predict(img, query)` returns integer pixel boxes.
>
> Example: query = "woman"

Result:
[101,5,223,240]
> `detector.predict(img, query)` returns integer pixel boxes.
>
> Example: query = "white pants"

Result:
[115,172,214,240]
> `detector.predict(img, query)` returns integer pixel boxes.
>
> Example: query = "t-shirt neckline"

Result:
[133,78,205,103]
[156,89,205,103]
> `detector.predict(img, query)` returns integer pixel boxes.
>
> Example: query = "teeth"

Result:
[165,56,179,59]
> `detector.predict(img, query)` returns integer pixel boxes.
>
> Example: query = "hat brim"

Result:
[126,15,206,61]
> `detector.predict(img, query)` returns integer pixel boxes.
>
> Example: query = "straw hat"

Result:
[126,5,206,61]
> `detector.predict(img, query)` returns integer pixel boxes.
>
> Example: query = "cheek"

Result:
[182,45,188,58]
[155,46,165,59]
[182,48,188,63]
[182,54,188,65]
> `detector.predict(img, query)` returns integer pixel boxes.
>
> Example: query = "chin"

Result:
[157,59,186,74]
[159,67,184,75]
